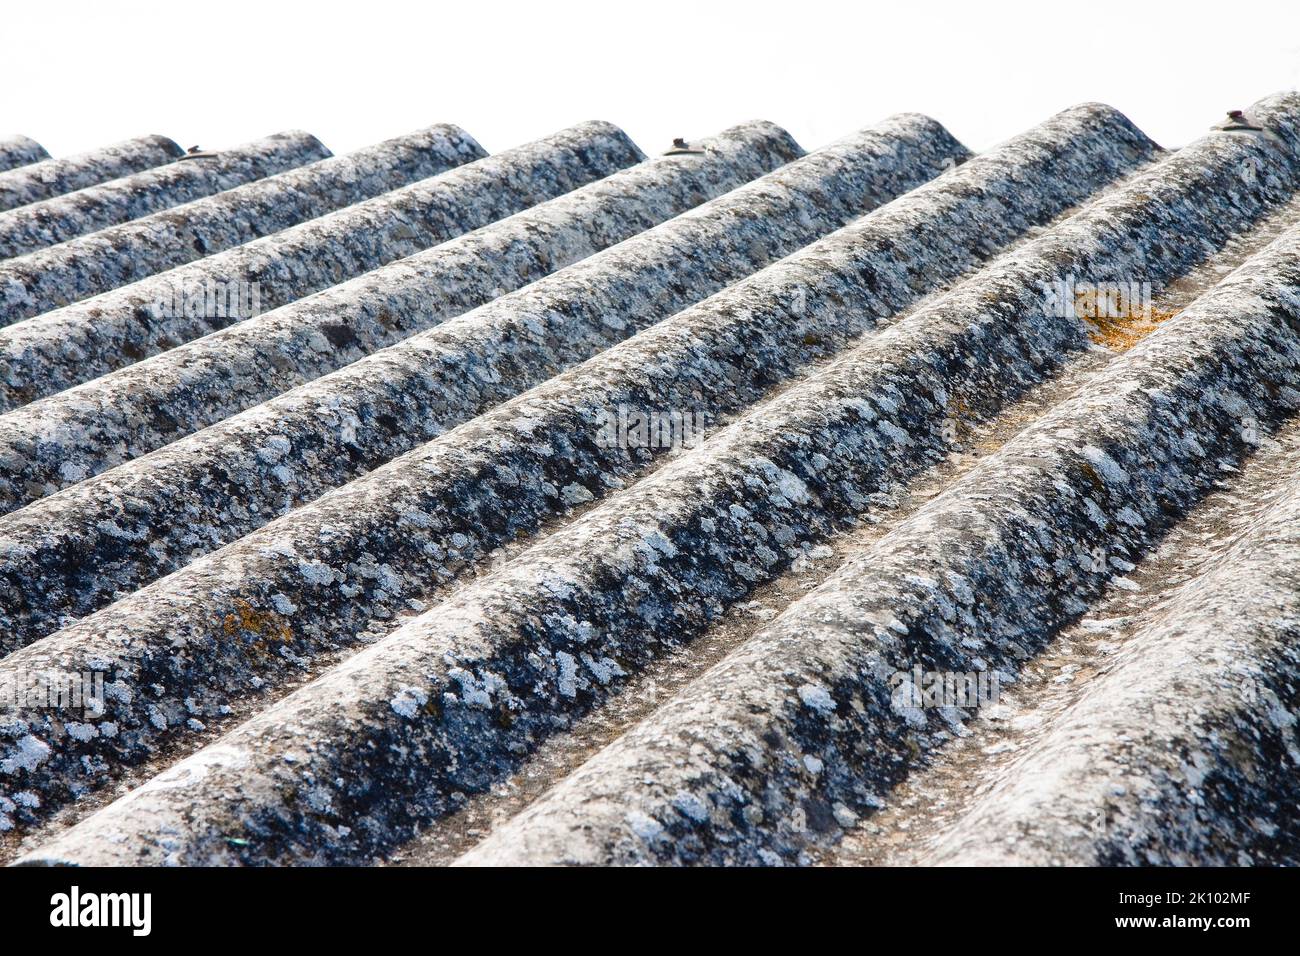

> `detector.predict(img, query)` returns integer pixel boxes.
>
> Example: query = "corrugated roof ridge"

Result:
[0,124,482,323]
[0,135,48,173]
[0,130,329,259]
[0,134,183,213]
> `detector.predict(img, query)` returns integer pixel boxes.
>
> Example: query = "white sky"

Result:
[4,0,1300,160]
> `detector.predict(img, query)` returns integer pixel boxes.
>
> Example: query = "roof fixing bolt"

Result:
[665,136,704,156]
[1214,109,1263,133]
[179,145,220,161]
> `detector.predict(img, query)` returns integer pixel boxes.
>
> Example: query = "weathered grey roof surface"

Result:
[2,96,1300,867]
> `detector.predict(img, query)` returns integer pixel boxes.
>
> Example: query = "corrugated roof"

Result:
[2,95,1300,866]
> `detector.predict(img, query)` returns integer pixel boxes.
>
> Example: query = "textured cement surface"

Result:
[0,124,638,412]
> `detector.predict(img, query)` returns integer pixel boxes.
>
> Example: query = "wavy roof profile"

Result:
[2,95,1300,867]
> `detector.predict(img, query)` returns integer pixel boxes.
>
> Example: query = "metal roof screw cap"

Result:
[1216,109,1264,131]
[666,136,704,154]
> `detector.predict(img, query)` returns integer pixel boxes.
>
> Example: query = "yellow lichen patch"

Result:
[946,393,972,424]
[221,597,293,643]
[1085,305,1179,352]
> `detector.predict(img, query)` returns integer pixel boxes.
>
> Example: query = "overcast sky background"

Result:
[5,0,1300,159]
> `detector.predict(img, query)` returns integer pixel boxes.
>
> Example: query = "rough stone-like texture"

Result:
[0,114,976,832]
[0,124,483,322]
[0,124,638,411]
[0,121,792,504]
[0,131,329,260]
[0,135,182,213]
[0,136,48,174]
[0,114,967,651]
[910,474,1300,867]
[452,220,1300,867]
[0,106,1171,862]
